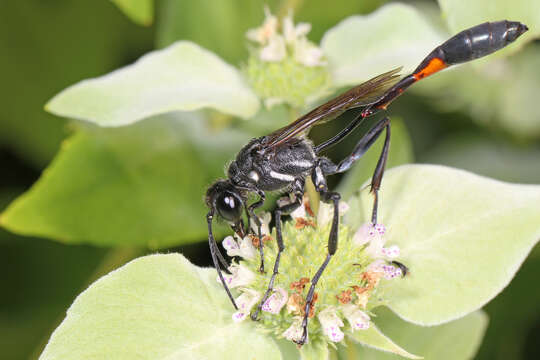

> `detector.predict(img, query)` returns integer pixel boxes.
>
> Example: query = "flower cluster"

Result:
[244,7,332,108]
[217,196,406,346]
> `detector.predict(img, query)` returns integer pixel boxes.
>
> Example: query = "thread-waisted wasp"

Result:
[206,20,528,345]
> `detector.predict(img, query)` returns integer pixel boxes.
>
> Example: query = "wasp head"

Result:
[206,179,245,223]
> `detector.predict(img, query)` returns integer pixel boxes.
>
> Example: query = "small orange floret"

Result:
[249,234,260,248]
[290,277,310,293]
[304,198,315,217]
[287,293,305,314]
[336,289,352,304]
[352,285,368,295]
[414,57,447,80]
[262,234,273,244]
[295,217,316,229]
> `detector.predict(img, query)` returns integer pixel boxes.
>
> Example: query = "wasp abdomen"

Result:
[440,21,528,65]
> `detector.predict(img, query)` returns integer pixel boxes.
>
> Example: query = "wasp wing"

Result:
[264,67,402,147]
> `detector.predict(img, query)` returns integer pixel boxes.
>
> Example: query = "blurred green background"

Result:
[0,1,538,359]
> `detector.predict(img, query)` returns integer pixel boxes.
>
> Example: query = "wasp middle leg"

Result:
[296,163,341,345]
[251,179,305,321]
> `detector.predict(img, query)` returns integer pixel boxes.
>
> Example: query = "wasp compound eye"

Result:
[216,191,243,222]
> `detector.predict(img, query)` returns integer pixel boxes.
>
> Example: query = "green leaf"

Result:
[337,118,414,200]
[338,309,487,360]
[438,0,540,51]
[420,133,540,184]
[0,114,249,248]
[156,0,266,64]
[477,252,540,359]
[110,0,154,26]
[345,165,540,325]
[346,324,421,359]
[321,3,445,86]
[46,41,260,127]
[300,341,330,360]
[0,1,152,167]
[39,254,283,360]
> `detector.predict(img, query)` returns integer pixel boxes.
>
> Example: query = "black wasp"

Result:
[206,20,528,345]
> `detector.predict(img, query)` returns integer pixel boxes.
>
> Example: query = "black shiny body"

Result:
[428,20,525,66]
[205,20,528,346]
[227,137,316,192]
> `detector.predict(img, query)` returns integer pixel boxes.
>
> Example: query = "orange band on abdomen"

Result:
[414,57,448,80]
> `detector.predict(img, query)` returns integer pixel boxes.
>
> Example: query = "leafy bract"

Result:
[421,133,540,184]
[321,3,445,86]
[110,0,154,26]
[345,164,540,325]
[39,254,283,360]
[347,324,421,359]
[338,309,487,360]
[438,0,540,50]
[46,41,260,126]
[299,341,330,360]
[0,114,249,248]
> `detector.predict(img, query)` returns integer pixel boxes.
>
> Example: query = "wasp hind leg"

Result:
[323,116,391,225]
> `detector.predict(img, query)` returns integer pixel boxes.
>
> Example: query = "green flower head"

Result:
[219,197,405,346]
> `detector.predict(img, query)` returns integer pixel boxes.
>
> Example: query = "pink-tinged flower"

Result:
[341,304,370,331]
[317,307,345,342]
[222,235,257,260]
[245,6,278,45]
[353,223,381,247]
[367,260,403,280]
[381,245,400,258]
[232,288,261,323]
[262,287,288,314]
[283,317,305,343]
[353,223,401,260]
[218,264,256,288]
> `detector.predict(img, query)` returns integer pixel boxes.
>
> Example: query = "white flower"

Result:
[283,12,311,45]
[260,35,287,62]
[262,287,288,314]
[317,307,345,342]
[246,6,278,44]
[222,235,257,260]
[341,304,370,331]
[317,201,349,227]
[232,288,261,322]
[289,200,306,219]
[218,264,256,288]
[294,37,326,67]
[250,211,272,236]
[283,317,305,343]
